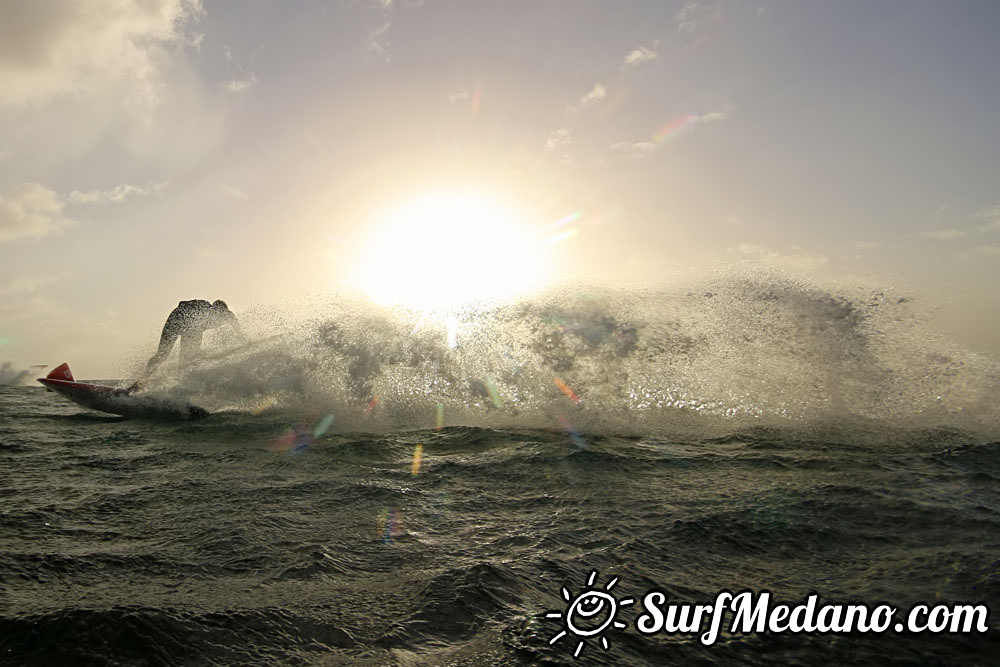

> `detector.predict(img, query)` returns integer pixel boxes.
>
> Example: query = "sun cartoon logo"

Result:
[546,570,634,658]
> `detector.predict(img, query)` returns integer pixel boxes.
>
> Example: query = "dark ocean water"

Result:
[3,281,1000,664]
[2,387,999,666]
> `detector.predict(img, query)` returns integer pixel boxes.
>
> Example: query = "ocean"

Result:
[2,278,999,665]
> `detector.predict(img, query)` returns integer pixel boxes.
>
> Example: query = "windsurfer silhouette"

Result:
[139,299,246,382]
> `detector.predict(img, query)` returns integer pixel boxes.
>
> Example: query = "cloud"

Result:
[914,206,1000,241]
[675,0,724,37]
[68,182,168,205]
[368,21,391,61]
[977,245,1000,256]
[223,73,257,94]
[578,83,607,109]
[448,91,469,104]
[0,183,75,244]
[920,229,966,241]
[364,0,430,61]
[545,128,576,152]
[610,141,658,159]
[0,42,225,173]
[0,1,219,172]
[365,0,394,62]
[0,0,203,110]
[623,46,657,68]
[608,109,729,159]
[221,43,262,95]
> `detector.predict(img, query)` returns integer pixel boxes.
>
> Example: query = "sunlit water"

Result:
[3,276,999,665]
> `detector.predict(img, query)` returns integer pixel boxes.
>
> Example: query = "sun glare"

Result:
[352,189,548,310]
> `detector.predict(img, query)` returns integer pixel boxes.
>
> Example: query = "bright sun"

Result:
[352,188,548,310]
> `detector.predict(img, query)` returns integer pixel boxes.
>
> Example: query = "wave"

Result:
[143,270,998,437]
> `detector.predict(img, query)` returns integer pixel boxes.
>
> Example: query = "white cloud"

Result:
[365,0,394,62]
[221,43,262,95]
[977,245,1000,256]
[623,46,657,67]
[578,82,607,109]
[676,0,724,37]
[545,128,575,152]
[368,21,391,61]
[0,0,203,110]
[224,73,257,94]
[604,109,728,160]
[364,0,428,61]
[68,182,168,205]
[0,183,75,244]
[448,91,470,104]
[610,141,658,159]
[0,1,219,172]
[920,229,965,241]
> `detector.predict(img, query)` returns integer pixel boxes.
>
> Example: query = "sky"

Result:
[2,0,1000,377]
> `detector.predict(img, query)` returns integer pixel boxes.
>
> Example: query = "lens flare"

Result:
[653,113,700,144]
[557,414,588,450]
[411,444,424,476]
[377,507,400,543]
[485,375,504,408]
[545,211,582,245]
[313,413,335,438]
[548,211,582,231]
[554,377,583,406]
[546,228,579,245]
[269,425,313,453]
[470,83,483,115]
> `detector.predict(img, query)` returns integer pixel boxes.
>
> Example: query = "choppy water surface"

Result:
[3,278,999,665]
